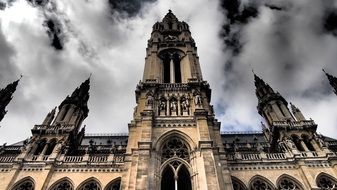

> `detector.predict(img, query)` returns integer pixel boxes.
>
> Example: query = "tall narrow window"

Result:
[163,57,170,83]
[177,165,191,190]
[174,59,181,83]
[161,166,175,190]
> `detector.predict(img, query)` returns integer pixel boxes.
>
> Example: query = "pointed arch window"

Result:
[50,179,73,190]
[316,173,337,189]
[78,179,101,190]
[277,176,303,190]
[33,139,47,155]
[231,177,247,190]
[12,178,34,190]
[105,178,121,190]
[250,176,275,190]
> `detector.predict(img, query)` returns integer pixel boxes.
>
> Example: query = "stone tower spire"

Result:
[323,69,337,95]
[0,77,20,122]
[254,74,293,125]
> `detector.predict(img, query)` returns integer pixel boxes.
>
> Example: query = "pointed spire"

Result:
[59,77,90,117]
[0,77,21,122]
[323,69,337,95]
[254,73,275,99]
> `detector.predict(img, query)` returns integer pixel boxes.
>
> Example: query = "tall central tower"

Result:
[122,10,230,190]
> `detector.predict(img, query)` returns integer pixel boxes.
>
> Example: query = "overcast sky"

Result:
[0,0,337,144]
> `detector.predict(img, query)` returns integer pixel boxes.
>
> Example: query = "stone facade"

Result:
[0,10,337,190]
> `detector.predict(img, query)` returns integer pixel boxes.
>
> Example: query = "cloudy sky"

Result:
[0,0,337,144]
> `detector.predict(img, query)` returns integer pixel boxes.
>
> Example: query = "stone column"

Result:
[55,107,67,122]
[300,139,310,152]
[64,105,75,122]
[170,59,175,83]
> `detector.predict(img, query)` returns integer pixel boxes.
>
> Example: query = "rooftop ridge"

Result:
[85,133,129,137]
[220,131,263,135]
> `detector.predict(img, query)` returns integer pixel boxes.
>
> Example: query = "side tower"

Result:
[123,11,230,190]
[18,78,90,162]
[0,78,20,122]
[254,74,329,155]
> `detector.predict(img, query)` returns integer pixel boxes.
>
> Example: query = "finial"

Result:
[89,73,92,79]
[19,74,23,80]
[322,68,327,74]
[168,9,172,13]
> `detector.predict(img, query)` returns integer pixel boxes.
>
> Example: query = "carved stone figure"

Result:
[170,101,177,111]
[194,94,202,107]
[146,94,154,106]
[284,138,296,150]
[181,98,189,111]
[160,100,166,111]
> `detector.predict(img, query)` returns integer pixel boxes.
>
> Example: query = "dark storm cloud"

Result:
[0,0,16,10]
[323,9,337,36]
[108,0,156,18]
[26,0,48,7]
[220,0,259,56]
[43,18,64,50]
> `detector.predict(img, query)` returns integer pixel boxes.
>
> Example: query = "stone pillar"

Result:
[300,139,310,152]
[64,105,75,122]
[55,107,67,122]
[170,59,175,83]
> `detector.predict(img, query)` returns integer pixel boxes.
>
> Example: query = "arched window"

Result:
[49,178,73,190]
[316,173,337,189]
[277,175,304,190]
[301,135,315,151]
[160,137,191,190]
[12,177,35,190]
[231,176,247,190]
[291,135,305,151]
[78,179,101,190]
[161,52,181,83]
[250,176,275,190]
[33,139,47,155]
[105,178,121,190]
[45,139,57,155]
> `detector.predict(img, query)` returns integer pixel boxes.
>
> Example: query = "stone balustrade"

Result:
[0,156,16,162]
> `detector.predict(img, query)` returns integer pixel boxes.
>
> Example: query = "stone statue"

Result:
[181,98,189,111]
[170,101,177,111]
[146,94,154,106]
[194,94,202,107]
[160,100,166,111]
[284,138,296,150]
[277,140,287,152]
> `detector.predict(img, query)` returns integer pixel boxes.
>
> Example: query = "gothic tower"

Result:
[0,78,20,122]
[122,10,231,190]
[323,69,337,95]
[16,78,89,165]
[254,74,328,155]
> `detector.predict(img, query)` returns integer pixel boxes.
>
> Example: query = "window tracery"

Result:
[250,178,274,190]
[317,174,337,189]
[12,179,34,190]
[278,178,302,190]
[161,137,189,163]
[106,179,121,190]
[231,177,247,190]
[50,180,73,190]
[78,180,101,190]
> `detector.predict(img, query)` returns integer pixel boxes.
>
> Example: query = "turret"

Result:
[254,74,294,126]
[254,74,319,153]
[0,77,20,122]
